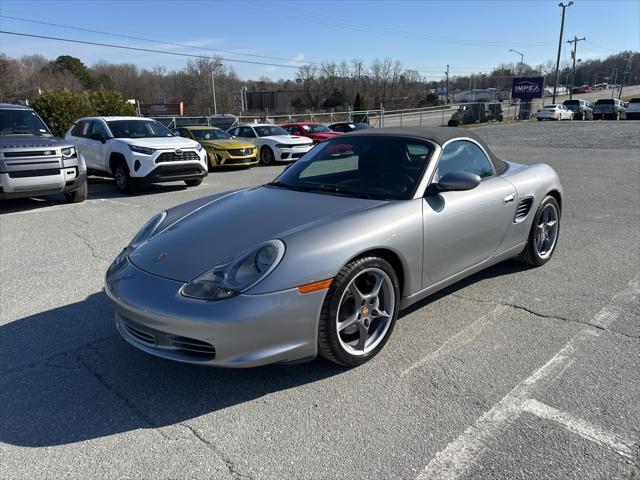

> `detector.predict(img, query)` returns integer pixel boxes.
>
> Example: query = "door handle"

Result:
[503,193,515,204]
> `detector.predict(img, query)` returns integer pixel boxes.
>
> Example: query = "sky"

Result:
[0,0,638,81]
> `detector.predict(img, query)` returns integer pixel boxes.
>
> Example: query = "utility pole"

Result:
[567,36,585,100]
[552,1,574,104]
[445,64,450,105]
[618,55,632,99]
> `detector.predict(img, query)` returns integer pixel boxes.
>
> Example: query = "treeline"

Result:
[1,50,638,115]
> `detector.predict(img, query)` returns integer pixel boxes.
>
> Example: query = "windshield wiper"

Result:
[306,185,375,199]
[266,181,311,192]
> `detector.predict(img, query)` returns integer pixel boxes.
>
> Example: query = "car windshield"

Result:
[353,123,371,130]
[542,105,558,109]
[254,125,288,137]
[107,120,174,138]
[268,136,434,201]
[190,128,230,140]
[563,100,579,105]
[596,99,614,105]
[629,98,640,104]
[0,109,51,136]
[302,124,332,133]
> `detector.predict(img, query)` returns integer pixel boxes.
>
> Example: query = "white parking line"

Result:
[400,303,510,378]
[521,399,635,459]
[416,274,640,480]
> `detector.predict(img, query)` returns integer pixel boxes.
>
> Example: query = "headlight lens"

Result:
[181,240,285,300]
[61,147,77,158]
[128,145,156,155]
[129,211,167,250]
[195,143,203,152]
[275,144,291,149]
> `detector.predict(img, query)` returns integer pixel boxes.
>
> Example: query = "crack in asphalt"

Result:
[0,333,118,378]
[178,422,251,480]
[71,230,110,261]
[449,292,640,341]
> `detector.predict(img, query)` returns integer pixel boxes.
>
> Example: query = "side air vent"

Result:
[514,197,533,223]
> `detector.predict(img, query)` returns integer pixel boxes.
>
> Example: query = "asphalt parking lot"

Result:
[1,121,639,479]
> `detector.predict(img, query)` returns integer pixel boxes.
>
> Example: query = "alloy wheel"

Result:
[335,268,395,356]
[535,203,559,259]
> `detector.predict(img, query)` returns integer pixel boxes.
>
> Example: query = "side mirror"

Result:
[436,171,481,192]
[90,132,106,143]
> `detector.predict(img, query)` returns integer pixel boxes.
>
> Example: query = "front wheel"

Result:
[260,146,275,166]
[184,178,203,187]
[64,180,87,203]
[318,257,400,367]
[517,195,561,266]
[113,162,136,194]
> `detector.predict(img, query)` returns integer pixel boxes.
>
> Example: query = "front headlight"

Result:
[128,145,156,155]
[275,144,292,149]
[195,143,203,152]
[129,211,167,250]
[61,147,77,158]
[181,240,285,300]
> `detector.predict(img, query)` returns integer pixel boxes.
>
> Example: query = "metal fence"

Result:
[149,100,547,131]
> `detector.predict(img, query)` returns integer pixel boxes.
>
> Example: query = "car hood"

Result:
[0,135,70,149]
[200,138,254,150]
[116,137,199,149]
[128,186,384,282]
[263,135,313,145]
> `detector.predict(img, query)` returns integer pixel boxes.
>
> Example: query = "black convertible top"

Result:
[343,126,508,175]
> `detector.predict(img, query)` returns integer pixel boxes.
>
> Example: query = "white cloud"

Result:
[288,53,305,67]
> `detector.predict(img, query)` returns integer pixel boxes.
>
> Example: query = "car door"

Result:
[236,126,259,147]
[422,140,516,286]
[84,120,110,172]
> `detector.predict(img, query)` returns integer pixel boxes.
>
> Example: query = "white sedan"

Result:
[536,104,574,121]
[227,124,313,165]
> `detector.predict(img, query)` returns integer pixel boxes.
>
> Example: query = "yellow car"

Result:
[175,126,258,169]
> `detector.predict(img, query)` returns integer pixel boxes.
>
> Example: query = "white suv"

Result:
[65,116,207,193]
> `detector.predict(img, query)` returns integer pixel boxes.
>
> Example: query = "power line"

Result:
[0,14,317,66]
[223,0,555,48]
[0,30,304,69]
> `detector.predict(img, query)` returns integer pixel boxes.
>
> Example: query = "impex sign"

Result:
[511,77,544,101]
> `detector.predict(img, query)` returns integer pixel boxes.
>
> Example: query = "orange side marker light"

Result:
[297,278,333,294]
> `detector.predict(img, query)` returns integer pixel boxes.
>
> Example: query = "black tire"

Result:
[113,162,136,194]
[318,256,400,367]
[64,180,87,203]
[185,178,203,187]
[517,195,561,267]
[260,146,275,166]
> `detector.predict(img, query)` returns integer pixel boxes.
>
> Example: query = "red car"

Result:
[281,122,342,143]
[572,85,593,94]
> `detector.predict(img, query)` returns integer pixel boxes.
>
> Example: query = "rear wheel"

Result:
[113,162,136,194]
[318,257,400,367]
[517,195,561,266]
[260,146,275,166]
[64,179,87,203]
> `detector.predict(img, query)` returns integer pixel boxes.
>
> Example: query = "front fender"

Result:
[249,199,424,297]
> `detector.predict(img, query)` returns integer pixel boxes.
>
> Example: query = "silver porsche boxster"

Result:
[105,127,562,368]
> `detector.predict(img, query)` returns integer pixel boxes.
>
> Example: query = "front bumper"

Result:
[136,163,208,184]
[0,168,86,200]
[274,145,313,161]
[209,149,258,167]
[105,258,326,367]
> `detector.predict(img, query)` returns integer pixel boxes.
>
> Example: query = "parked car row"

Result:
[536,97,639,121]
[1,101,381,203]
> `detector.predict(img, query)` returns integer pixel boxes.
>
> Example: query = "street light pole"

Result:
[509,49,524,75]
[445,64,450,105]
[552,1,573,104]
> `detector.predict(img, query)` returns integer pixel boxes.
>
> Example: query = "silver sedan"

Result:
[105,127,563,367]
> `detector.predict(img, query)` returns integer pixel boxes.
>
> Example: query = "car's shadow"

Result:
[0,260,530,448]
[0,291,343,447]
[0,178,190,215]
